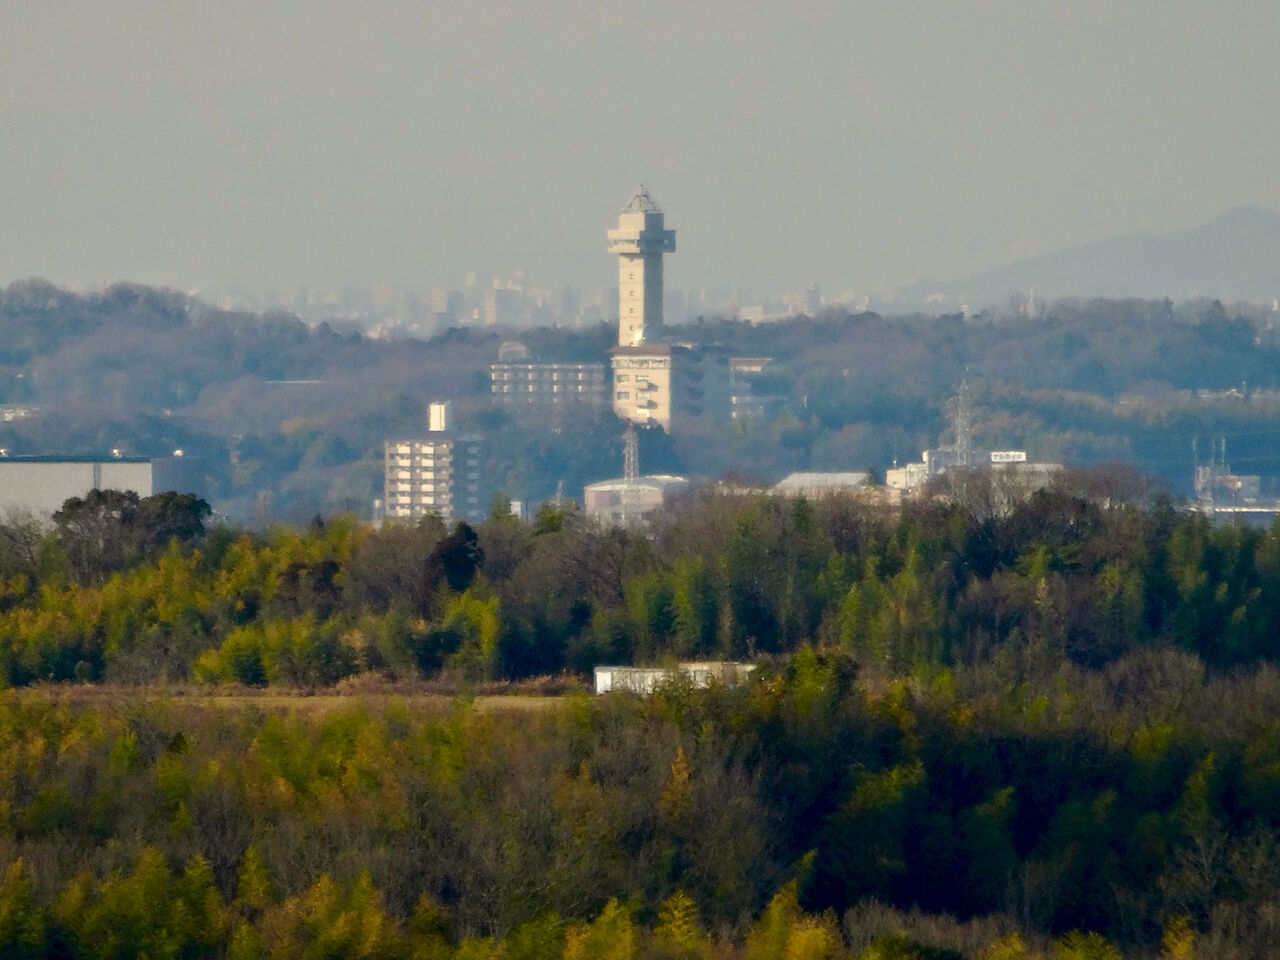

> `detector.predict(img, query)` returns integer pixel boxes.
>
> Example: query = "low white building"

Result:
[885,461,929,492]
[771,472,870,499]
[594,661,757,695]
[887,450,1062,496]
[583,475,688,527]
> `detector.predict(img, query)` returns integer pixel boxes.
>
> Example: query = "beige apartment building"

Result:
[609,344,678,431]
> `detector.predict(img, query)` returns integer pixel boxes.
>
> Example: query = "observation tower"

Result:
[607,186,676,346]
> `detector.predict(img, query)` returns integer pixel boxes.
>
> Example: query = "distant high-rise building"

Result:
[384,401,483,524]
[806,282,822,315]
[483,286,523,327]
[430,287,463,327]
[607,186,676,347]
[559,286,580,325]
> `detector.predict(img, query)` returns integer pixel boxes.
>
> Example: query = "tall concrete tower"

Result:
[607,186,676,346]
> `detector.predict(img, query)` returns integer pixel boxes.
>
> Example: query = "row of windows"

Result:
[494,396,605,405]
[492,364,602,372]
[386,449,477,462]
[614,375,656,389]
[611,358,670,369]
[493,384,602,394]
[492,372,603,381]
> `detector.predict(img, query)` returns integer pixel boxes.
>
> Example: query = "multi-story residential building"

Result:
[383,402,483,524]
[490,340,607,417]
[609,344,680,432]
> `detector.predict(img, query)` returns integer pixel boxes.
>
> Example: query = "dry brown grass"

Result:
[9,674,584,715]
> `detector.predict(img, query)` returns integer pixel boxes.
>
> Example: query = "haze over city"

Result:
[4,1,1279,304]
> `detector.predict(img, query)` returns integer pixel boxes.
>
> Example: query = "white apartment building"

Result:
[384,402,484,524]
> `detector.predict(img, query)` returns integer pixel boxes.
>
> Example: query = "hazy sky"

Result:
[3,2,1279,300]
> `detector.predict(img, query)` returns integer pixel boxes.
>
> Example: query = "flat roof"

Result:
[585,475,688,493]
[0,456,152,464]
[773,471,870,492]
[609,344,673,356]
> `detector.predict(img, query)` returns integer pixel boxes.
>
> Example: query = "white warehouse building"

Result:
[594,661,757,695]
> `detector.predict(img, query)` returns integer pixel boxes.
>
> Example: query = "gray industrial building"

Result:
[0,454,209,517]
[0,457,154,516]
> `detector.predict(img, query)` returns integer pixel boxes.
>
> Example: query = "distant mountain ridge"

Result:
[895,206,1280,308]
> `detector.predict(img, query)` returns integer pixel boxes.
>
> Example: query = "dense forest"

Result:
[2,470,1279,688]
[4,475,1280,954]
[4,280,1280,520]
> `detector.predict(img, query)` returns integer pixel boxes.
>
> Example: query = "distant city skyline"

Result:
[3,3,1278,301]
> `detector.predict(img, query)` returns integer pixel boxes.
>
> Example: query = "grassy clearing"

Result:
[7,681,577,714]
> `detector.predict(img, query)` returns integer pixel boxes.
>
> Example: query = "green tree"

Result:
[0,860,47,959]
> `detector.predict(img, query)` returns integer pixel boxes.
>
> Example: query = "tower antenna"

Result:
[953,377,973,469]
[623,423,639,484]
[621,424,641,525]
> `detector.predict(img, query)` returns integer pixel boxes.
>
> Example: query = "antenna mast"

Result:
[623,424,639,484]
[621,424,641,524]
[953,378,973,469]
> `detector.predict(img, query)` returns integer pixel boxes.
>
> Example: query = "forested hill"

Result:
[0,280,620,520]
[5,279,1280,518]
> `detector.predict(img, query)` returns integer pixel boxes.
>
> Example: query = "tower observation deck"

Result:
[607,186,676,346]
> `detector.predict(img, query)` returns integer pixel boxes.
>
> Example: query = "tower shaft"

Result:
[616,252,665,346]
